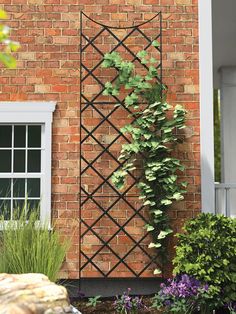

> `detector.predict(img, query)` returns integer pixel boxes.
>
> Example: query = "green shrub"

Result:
[0,211,70,282]
[173,213,236,303]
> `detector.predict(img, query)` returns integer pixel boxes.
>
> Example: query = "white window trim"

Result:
[199,0,215,213]
[0,102,56,225]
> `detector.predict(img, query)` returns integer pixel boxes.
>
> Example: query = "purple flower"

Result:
[164,300,171,306]
[159,274,209,299]
[114,289,146,313]
[153,275,209,313]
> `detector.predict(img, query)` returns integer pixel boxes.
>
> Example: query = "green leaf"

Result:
[143,133,152,140]
[152,40,160,47]
[157,229,173,239]
[181,181,188,188]
[148,242,161,248]
[111,89,119,96]
[161,199,172,206]
[145,225,155,232]
[143,200,156,206]
[8,40,20,52]
[149,65,158,77]
[145,74,153,81]
[150,57,157,63]
[152,210,163,216]
[137,50,147,58]
[0,10,7,19]
[173,192,184,201]
[0,53,16,68]
[102,89,110,96]
[141,58,148,64]
[154,268,162,275]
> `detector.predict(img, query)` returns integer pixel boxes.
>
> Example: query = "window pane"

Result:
[0,125,12,148]
[0,178,11,198]
[28,150,41,172]
[13,178,25,198]
[0,150,11,172]
[14,150,25,172]
[28,125,41,148]
[14,126,26,148]
[0,200,11,220]
[13,199,25,219]
[27,199,40,219]
[27,178,40,197]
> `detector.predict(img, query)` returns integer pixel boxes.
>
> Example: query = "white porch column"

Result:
[199,0,215,213]
[220,67,236,217]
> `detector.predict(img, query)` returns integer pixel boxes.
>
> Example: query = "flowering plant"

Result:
[152,274,210,314]
[114,288,146,314]
[228,302,236,314]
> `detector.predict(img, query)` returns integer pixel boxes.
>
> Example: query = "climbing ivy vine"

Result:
[101,43,187,274]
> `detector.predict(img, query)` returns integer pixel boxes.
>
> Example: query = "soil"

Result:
[73,297,230,314]
[73,297,161,314]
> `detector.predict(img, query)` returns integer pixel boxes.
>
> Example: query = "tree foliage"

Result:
[0,9,19,68]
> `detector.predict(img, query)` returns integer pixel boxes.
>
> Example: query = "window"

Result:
[0,102,56,224]
[0,124,42,219]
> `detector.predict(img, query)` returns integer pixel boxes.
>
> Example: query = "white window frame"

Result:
[199,0,215,213]
[0,102,56,225]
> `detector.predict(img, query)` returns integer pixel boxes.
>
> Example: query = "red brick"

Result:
[0,0,200,280]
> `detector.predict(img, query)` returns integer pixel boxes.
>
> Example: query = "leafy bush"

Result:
[0,211,70,282]
[173,213,236,303]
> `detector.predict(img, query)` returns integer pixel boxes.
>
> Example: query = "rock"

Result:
[0,273,82,314]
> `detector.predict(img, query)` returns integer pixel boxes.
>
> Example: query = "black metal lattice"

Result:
[79,11,163,278]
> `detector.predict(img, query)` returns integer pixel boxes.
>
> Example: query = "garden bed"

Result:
[73,297,161,314]
[73,299,230,314]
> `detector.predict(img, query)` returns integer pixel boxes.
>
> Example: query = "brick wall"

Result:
[1,0,200,279]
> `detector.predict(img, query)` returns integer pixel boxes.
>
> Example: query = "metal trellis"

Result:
[79,11,163,279]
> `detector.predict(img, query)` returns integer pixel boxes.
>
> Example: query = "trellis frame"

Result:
[79,11,163,280]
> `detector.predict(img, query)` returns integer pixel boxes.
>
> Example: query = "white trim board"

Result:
[199,0,215,213]
[0,102,56,123]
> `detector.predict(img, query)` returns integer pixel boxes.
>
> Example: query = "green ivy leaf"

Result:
[152,40,160,47]
[141,58,148,64]
[150,57,157,64]
[145,74,153,81]
[158,229,173,240]
[145,224,155,232]
[152,210,163,216]
[161,199,172,206]
[149,65,158,77]
[154,268,162,275]
[146,200,156,207]
[149,242,161,248]
[173,192,184,201]
[181,181,188,188]
[111,89,119,96]
[137,50,147,58]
